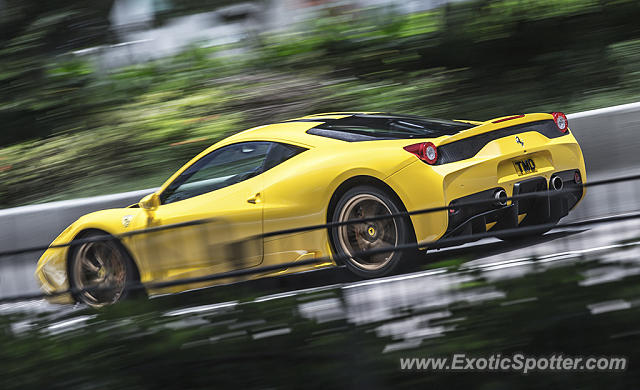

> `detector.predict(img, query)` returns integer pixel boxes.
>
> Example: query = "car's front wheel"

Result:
[68,233,138,307]
[330,185,415,278]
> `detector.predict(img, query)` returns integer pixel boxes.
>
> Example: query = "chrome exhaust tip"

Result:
[551,176,563,191]
[494,189,508,206]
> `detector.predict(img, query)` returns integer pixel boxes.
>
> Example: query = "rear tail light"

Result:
[551,112,568,133]
[404,142,438,165]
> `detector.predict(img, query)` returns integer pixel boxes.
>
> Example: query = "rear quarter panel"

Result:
[260,139,418,267]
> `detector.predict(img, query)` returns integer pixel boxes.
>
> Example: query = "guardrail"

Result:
[567,101,640,174]
[3,172,640,304]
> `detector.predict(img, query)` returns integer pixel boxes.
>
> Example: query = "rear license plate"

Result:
[513,158,536,175]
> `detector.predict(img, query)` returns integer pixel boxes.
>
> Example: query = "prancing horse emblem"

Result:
[122,215,134,228]
[515,136,524,147]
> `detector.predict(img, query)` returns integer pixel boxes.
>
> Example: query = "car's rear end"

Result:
[386,112,586,244]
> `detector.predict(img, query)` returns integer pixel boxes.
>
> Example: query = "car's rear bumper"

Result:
[385,132,586,244]
[443,170,583,239]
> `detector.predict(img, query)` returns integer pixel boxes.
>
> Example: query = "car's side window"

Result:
[263,143,307,171]
[161,141,271,204]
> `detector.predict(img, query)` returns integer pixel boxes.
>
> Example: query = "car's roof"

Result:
[222,112,476,147]
[221,113,370,146]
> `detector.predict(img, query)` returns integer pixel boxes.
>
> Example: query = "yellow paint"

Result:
[36,113,586,300]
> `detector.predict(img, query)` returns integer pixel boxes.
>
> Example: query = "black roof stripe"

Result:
[302,114,475,142]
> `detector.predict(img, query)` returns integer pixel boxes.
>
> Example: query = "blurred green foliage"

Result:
[1,0,640,207]
[1,254,640,388]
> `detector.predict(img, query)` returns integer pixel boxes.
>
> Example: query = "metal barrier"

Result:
[0,173,636,259]
[567,101,640,174]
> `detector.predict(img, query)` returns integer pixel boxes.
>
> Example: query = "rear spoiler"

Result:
[438,113,561,146]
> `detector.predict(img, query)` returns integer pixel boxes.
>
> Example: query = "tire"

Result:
[68,232,139,307]
[330,185,415,278]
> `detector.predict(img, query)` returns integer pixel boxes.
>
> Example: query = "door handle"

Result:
[247,193,261,204]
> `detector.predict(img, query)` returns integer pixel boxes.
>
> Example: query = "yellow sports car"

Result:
[36,112,586,306]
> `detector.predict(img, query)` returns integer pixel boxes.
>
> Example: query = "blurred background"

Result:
[1,0,640,208]
[3,1,640,388]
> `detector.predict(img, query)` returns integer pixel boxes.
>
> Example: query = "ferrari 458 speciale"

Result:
[36,112,586,305]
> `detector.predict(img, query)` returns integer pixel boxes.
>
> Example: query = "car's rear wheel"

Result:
[330,185,414,278]
[69,233,138,307]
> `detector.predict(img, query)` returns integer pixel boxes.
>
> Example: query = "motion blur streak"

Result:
[3,0,640,388]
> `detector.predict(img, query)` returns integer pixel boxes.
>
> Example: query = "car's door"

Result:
[130,141,271,282]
